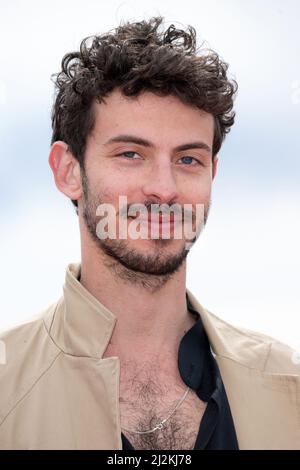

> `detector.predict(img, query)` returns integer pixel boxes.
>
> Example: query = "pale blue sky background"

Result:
[0,0,299,348]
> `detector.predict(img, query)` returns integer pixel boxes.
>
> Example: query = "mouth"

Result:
[129,213,181,224]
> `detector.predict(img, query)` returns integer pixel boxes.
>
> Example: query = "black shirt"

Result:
[121,296,239,450]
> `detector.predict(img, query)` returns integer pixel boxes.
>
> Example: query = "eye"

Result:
[178,156,201,165]
[118,151,140,159]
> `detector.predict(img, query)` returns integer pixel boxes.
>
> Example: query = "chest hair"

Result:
[120,362,207,450]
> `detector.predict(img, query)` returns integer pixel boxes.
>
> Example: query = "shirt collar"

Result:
[178,295,222,404]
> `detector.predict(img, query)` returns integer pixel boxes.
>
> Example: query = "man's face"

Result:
[80,89,217,278]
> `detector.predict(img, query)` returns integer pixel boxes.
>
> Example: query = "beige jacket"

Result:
[0,263,299,450]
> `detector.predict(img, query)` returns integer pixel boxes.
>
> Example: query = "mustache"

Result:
[119,200,196,220]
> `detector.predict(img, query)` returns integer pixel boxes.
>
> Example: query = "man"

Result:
[0,17,299,450]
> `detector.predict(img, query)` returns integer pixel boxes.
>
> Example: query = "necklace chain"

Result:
[122,386,190,435]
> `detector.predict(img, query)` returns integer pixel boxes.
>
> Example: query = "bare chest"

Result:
[120,378,207,450]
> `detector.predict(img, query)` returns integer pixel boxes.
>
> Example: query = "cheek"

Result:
[200,185,212,202]
[185,179,212,205]
[89,173,136,207]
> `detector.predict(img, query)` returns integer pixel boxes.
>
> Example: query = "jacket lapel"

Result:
[43,263,123,449]
[186,288,300,449]
[215,354,300,449]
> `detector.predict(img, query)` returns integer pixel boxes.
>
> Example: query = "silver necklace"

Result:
[122,386,190,435]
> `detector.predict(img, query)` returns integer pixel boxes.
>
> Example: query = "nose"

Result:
[141,160,179,204]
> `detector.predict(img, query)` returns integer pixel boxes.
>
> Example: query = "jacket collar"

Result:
[186,289,271,372]
[45,262,271,366]
[45,262,117,358]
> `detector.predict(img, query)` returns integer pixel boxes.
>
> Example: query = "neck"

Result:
[79,242,195,362]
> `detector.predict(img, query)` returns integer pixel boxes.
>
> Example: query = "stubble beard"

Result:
[81,172,209,291]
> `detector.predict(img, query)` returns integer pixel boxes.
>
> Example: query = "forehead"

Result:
[91,89,214,147]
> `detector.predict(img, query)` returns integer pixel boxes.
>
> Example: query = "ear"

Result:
[212,156,218,180]
[48,141,82,202]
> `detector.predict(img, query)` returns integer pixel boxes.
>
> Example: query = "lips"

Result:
[129,214,180,223]
[150,213,175,223]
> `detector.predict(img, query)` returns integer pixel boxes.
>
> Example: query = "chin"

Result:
[127,236,186,250]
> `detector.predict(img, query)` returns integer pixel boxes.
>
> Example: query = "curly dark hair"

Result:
[51,16,238,210]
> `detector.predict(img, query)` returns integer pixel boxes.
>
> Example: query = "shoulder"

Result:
[204,307,300,374]
[0,302,58,362]
[187,290,299,374]
[0,302,61,424]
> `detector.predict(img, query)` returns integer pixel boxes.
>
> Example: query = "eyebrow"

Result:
[103,134,212,154]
